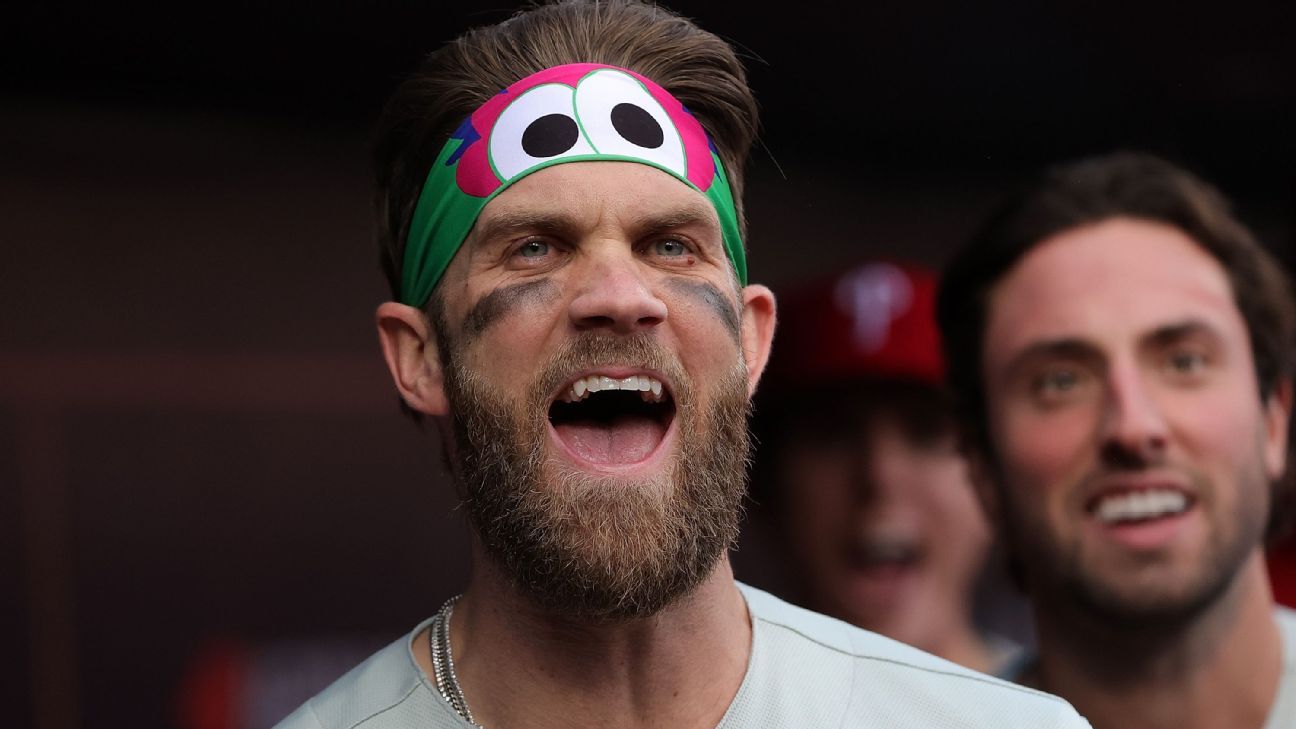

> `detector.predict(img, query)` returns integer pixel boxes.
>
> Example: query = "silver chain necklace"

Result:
[429,595,484,728]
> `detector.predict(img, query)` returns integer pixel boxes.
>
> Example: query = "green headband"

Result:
[399,63,746,307]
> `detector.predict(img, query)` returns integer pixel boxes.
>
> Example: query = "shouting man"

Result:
[277,2,1088,727]
[938,152,1296,729]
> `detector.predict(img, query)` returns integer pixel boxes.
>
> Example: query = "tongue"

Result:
[554,414,667,466]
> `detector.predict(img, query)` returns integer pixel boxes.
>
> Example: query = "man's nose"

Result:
[567,246,668,334]
[1098,364,1170,467]
[851,426,906,505]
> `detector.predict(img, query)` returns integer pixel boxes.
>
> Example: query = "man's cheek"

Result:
[1002,410,1089,487]
[666,277,740,340]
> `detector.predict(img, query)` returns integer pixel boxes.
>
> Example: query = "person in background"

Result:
[937,151,1296,728]
[753,259,1021,674]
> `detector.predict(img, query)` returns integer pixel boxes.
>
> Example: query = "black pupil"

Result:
[522,114,580,157]
[610,103,664,149]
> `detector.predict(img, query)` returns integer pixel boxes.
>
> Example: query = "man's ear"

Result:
[1263,378,1293,482]
[739,284,777,397]
[376,302,449,416]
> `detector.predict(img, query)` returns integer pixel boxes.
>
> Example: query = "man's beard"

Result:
[999,462,1267,629]
[442,331,751,622]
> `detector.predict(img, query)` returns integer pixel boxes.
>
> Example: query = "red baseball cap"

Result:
[764,259,945,390]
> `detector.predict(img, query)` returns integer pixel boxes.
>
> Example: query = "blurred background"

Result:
[3,1,1294,727]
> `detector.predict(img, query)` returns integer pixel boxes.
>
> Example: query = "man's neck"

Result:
[1030,552,1282,729]
[415,554,752,729]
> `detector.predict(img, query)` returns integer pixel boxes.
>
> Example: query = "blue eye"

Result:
[654,239,686,257]
[519,240,550,258]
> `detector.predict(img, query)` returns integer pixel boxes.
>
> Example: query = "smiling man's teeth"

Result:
[1095,489,1189,524]
[562,375,666,403]
[861,541,916,563]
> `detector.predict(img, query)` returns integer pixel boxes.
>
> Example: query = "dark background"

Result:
[3,2,1294,727]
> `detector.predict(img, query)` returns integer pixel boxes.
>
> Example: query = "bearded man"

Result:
[938,151,1296,729]
[274,2,1088,727]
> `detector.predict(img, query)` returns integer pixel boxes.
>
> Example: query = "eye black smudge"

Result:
[462,279,559,340]
[667,279,740,341]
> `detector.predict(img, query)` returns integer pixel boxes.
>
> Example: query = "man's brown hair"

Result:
[371,0,759,305]
[937,151,1296,540]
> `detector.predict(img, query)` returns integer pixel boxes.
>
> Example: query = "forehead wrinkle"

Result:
[994,220,1237,333]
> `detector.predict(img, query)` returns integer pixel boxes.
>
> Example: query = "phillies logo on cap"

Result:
[765,259,945,388]
[834,263,915,355]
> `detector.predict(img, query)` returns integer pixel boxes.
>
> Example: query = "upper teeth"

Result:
[562,375,665,403]
[1095,489,1189,524]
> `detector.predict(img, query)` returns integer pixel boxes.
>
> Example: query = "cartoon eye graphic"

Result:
[573,69,687,178]
[489,83,597,181]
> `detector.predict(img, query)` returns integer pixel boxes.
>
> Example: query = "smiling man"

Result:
[753,260,1018,674]
[938,152,1296,729]
[274,2,1088,727]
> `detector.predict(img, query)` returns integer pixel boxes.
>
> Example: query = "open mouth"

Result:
[547,373,677,468]
[846,538,924,573]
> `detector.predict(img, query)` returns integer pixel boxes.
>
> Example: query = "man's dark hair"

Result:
[371,0,759,307]
[936,151,1296,540]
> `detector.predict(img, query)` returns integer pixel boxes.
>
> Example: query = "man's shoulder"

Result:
[733,583,1091,728]
[1275,603,1296,634]
[1268,604,1296,729]
[739,581,1045,682]
[273,618,464,729]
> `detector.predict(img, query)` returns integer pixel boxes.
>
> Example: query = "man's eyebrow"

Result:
[469,203,720,249]
[471,210,580,246]
[630,204,720,240]
[1003,338,1105,379]
[1144,319,1221,347]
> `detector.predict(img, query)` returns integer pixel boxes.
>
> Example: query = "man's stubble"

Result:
[997,455,1268,630]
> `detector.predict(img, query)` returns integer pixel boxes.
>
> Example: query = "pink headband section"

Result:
[452,63,718,197]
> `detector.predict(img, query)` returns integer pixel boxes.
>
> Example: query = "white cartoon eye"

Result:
[490,83,596,181]
[573,69,687,177]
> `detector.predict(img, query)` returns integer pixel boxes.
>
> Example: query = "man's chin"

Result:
[1059,560,1240,628]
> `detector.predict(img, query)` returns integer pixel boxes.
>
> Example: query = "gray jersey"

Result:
[275,583,1089,728]
[1263,607,1296,729]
